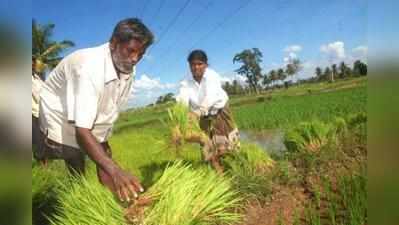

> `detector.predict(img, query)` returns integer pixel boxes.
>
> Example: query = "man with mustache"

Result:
[37,18,154,202]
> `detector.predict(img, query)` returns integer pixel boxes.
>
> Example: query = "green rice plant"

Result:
[233,87,366,130]
[167,103,191,134]
[165,103,207,150]
[33,161,70,225]
[127,161,242,225]
[346,112,367,129]
[338,173,367,225]
[222,144,274,200]
[305,203,321,225]
[333,117,348,137]
[276,208,286,225]
[284,120,335,153]
[292,208,301,225]
[49,175,126,225]
[302,172,367,225]
[321,177,338,225]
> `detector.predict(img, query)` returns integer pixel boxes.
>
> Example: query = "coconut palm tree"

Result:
[32,19,75,80]
[315,67,323,81]
[269,70,278,87]
[277,68,286,83]
[285,58,302,82]
[331,64,337,82]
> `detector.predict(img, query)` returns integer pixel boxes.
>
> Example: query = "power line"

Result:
[147,0,193,55]
[189,0,255,50]
[149,0,166,28]
[153,0,255,76]
[154,0,214,74]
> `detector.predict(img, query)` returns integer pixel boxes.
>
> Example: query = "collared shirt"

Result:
[176,68,228,116]
[32,73,45,118]
[39,43,135,148]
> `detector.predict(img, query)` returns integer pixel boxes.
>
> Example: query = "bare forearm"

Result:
[76,127,118,175]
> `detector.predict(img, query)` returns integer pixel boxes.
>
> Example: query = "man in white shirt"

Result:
[32,69,45,162]
[37,18,154,202]
[176,50,240,173]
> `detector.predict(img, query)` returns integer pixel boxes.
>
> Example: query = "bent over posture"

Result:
[37,18,154,202]
[177,49,240,173]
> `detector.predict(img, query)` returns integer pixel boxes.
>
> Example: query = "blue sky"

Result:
[31,0,368,108]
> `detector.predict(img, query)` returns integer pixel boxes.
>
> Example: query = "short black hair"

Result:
[110,18,154,48]
[187,49,208,64]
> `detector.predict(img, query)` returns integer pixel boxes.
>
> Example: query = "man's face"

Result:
[110,38,146,74]
[189,59,207,82]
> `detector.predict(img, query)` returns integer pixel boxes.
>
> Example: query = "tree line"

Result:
[223,48,367,95]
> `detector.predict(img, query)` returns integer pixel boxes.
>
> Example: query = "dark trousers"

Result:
[33,118,86,174]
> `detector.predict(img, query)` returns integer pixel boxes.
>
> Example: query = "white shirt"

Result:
[32,73,45,118]
[176,68,228,116]
[39,43,134,148]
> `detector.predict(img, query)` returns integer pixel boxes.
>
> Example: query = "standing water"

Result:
[239,129,287,155]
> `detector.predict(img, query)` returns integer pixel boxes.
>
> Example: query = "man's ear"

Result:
[110,38,117,51]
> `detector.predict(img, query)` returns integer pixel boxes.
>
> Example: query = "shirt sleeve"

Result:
[74,72,99,129]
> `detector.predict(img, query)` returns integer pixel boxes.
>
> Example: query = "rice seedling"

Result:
[32,161,70,225]
[346,112,367,129]
[305,203,322,225]
[33,78,367,224]
[49,175,126,225]
[165,103,210,153]
[301,171,367,225]
[284,120,335,153]
[222,144,274,200]
[126,161,242,225]
[272,158,304,187]
[338,173,367,225]
[233,87,366,130]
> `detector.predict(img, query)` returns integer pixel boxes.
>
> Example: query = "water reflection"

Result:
[239,129,287,155]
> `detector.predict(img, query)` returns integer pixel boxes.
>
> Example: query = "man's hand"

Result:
[76,127,144,202]
[109,167,144,202]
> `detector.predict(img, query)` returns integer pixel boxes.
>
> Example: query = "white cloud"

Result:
[284,45,302,53]
[283,45,302,64]
[127,74,178,108]
[352,45,368,59]
[133,74,177,91]
[320,41,345,62]
[283,52,298,63]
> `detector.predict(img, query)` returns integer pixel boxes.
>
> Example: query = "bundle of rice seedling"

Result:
[346,112,367,129]
[284,120,335,153]
[49,175,126,225]
[333,117,348,135]
[126,161,242,225]
[222,144,274,200]
[166,103,210,153]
